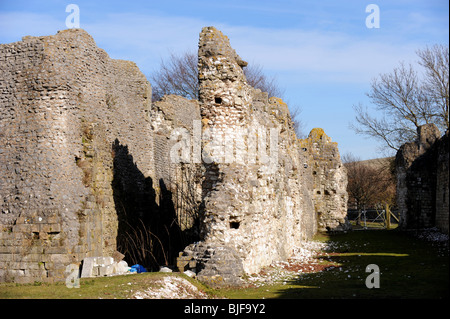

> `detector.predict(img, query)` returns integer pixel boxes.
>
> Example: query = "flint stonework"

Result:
[0,27,349,284]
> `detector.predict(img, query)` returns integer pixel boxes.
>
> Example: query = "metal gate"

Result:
[347,208,399,230]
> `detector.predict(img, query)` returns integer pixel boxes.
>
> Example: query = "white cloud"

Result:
[0,5,444,161]
[222,25,420,84]
[81,15,423,86]
[0,12,64,41]
[78,12,210,75]
[0,10,434,85]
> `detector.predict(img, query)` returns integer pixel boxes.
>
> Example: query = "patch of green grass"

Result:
[1,230,447,299]
[0,272,221,299]
[222,230,449,299]
[349,220,399,230]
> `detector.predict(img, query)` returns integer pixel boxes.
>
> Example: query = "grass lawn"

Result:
[222,229,449,299]
[349,220,399,230]
[0,272,220,299]
[0,229,448,299]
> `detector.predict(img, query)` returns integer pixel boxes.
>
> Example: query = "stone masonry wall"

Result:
[1,27,348,284]
[0,29,154,282]
[0,29,200,282]
[435,130,449,233]
[177,27,347,286]
[301,128,349,232]
[395,123,449,233]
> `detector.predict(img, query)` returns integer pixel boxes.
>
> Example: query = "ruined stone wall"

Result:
[395,124,449,233]
[195,27,308,280]
[301,128,349,232]
[0,29,198,282]
[1,27,348,284]
[150,95,203,232]
[435,131,449,233]
[177,27,346,286]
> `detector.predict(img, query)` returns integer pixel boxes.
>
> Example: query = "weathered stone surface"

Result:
[179,242,244,287]
[0,29,153,282]
[176,27,348,285]
[0,27,349,284]
[80,256,128,278]
[396,124,449,233]
[301,128,350,232]
[159,266,173,273]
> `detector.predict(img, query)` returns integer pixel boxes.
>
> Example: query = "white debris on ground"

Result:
[244,240,333,287]
[415,227,449,243]
[124,232,447,297]
[291,240,328,260]
[132,276,209,299]
[414,228,449,257]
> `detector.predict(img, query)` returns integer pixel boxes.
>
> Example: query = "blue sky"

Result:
[1,0,448,159]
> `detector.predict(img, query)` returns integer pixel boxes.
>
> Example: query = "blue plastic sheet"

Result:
[131,264,147,273]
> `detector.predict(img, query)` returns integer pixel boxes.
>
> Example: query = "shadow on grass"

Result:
[275,230,449,299]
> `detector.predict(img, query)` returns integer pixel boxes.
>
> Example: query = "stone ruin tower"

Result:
[395,123,449,233]
[176,27,349,286]
[0,26,349,284]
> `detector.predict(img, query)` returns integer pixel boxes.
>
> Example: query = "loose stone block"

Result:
[80,257,96,278]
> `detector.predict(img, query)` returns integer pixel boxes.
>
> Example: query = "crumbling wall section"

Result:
[395,123,449,233]
[301,128,349,232]
[0,29,154,282]
[177,27,346,286]
[435,131,449,233]
[1,27,349,284]
[150,95,203,233]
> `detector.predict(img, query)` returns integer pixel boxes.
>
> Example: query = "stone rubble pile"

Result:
[133,276,209,299]
[244,241,329,287]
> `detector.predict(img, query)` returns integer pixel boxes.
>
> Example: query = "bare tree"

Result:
[417,44,449,130]
[289,106,306,138]
[151,51,199,101]
[351,44,449,152]
[342,153,396,212]
[150,50,305,137]
[242,62,285,99]
[151,51,286,101]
